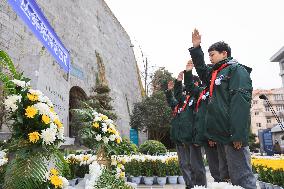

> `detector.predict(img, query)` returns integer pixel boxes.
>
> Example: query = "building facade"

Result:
[271,46,284,87]
[0,0,146,144]
[251,89,284,144]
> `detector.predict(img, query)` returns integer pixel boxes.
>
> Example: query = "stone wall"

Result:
[0,0,146,143]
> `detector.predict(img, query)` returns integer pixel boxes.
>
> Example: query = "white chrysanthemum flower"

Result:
[41,128,57,145]
[104,119,113,125]
[101,125,108,133]
[34,102,50,115]
[102,136,109,144]
[109,134,116,141]
[0,151,6,159]
[94,116,102,122]
[87,155,97,165]
[4,95,22,111]
[28,89,43,96]
[111,159,117,166]
[11,79,27,88]
[92,111,99,116]
[102,123,107,128]
[95,134,102,141]
[60,176,69,189]
[109,123,115,129]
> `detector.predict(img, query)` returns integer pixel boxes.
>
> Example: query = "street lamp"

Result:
[259,94,284,131]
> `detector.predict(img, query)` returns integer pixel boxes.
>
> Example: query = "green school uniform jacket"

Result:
[188,46,253,146]
[184,70,209,146]
[164,80,194,144]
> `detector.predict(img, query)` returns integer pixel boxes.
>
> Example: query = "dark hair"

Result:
[208,41,231,57]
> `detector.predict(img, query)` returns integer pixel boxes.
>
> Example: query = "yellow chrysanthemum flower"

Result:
[25,106,38,118]
[50,168,59,176]
[50,107,55,113]
[50,175,63,188]
[101,115,108,120]
[93,122,99,128]
[42,114,51,124]
[54,119,63,128]
[116,138,121,144]
[28,131,40,143]
[120,172,125,178]
[83,155,89,161]
[27,93,38,101]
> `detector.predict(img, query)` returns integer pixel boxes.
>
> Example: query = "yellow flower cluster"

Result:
[42,114,51,124]
[54,118,63,128]
[251,157,284,171]
[49,168,63,189]
[27,93,38,101]
[25,106,38,118]
[28,131,40,143]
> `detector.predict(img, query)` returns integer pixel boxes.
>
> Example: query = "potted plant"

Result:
[166,157,179,184]
[142,159,154,185]
[155,159,167,185]
[126,159,142,184]
[177,166,185,184]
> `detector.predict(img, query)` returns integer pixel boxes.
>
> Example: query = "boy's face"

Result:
[209,50,228,64]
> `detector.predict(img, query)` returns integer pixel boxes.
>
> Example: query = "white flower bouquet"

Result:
[3,78,64,151]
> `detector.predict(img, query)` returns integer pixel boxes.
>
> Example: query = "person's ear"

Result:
[222,51,228,58]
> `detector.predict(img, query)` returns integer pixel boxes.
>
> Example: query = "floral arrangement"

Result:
[82,111,121,145]
[0,50,67,189]
[3,78,64,151]
[65,153,97,178]
[165,156,179,176]
[115,154,179,177]
[85,160,133,189]
[251,155,284,187]
[45,168,69,189]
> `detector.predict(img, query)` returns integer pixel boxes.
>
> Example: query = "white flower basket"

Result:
[144,176,154,185]
[157,177,167,185]
[178,175,185,184]
[131,176,141,184]
[168,175,178,184]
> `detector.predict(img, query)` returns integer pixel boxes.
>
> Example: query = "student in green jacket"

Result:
[188,29,256,189]
[163,74,195,189]
[184,60,221,183]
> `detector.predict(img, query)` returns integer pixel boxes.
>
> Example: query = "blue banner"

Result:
[7,0,70,72]
[262,129,274,156]
[130,128,139,146]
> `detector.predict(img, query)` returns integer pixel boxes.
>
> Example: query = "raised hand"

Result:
[177,71,184,81]
[233,141,242,150]
[192,28,201,48]
[167,80,174,90]
[186,59,194,71]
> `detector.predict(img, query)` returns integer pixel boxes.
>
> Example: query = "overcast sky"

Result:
[105,0,284,89]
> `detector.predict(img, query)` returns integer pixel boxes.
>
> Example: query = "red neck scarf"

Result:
[195,89,208,112]
[173,95,191,116]
[209,64,228,97]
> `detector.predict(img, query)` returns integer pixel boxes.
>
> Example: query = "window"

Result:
[253,100,258,104]
[265,107,270,112]
[276,105,284,111]
[267,118,271,124]
[256,123,261,127]
[255,112,259,115]
[274,94,284,101]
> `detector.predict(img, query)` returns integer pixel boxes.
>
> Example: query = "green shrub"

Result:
[114,137,138,155]
[138,140,166,155]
